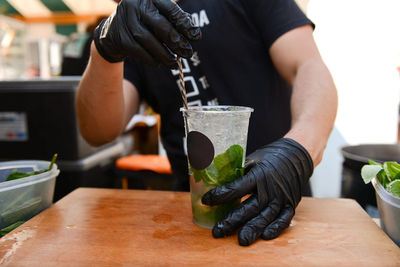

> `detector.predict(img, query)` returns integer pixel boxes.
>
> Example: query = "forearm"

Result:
[75,0,201,146]
[76,42,133,146]
[284,59,338,166]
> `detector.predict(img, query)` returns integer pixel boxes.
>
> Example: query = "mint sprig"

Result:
[361,159,400,198]
[191,145,245,187]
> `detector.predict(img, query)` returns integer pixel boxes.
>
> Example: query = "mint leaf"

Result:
[205,164,219,185]
[361,165,383,184]
[192,165,219,186]
[191,145,245,187]
[387,180,400,198]
[362,159,400,198]
[363,160,390,187]
[191,168,207,183]
[225,145,244,170]
[368,159,382,166]
[191,163,219,186]
[383,161,400,181]
[378,171,391,188]
[213,145,243,185]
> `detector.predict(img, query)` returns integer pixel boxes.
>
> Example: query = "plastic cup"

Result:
[181,106,253,229]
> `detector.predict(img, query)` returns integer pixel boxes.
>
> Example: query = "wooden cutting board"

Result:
[0,188,398,266]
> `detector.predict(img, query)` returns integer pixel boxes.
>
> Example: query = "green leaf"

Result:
[387,180,400,198]
[191,165,219,186]
[204,164,219,185]
[362,159,400,197]
[192,168,203,183]
[361,165,383,184]
[384,161,400,181]
[224,145,244,170]
[6,169,48,181]
[368,159,382,166]
[1,197,42,226]
[5,153,58,181]
[191,145,245,187]
[212,145,243,185]
[377,171,391,188]
[5,169,32,181]
[0,221,25,236]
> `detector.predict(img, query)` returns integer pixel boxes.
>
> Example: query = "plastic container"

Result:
[372,177,400,247]
[0,160,59,230]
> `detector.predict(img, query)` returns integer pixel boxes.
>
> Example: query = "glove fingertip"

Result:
[212,223,226,238]
[201,191,213,206]
[188,28,202,41]
[238,227,258,246]
[238,237,252,246]
[261,228,280,240]
[261,212,293,241]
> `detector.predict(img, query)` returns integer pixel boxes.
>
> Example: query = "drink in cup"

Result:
[181,106,253,229]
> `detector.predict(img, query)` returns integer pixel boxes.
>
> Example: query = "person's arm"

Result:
[76,42,139,146]
[270,24,338,166]
[75,0,201,146]
[201,24,338,246]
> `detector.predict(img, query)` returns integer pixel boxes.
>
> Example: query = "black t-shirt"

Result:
[124,0,313,190]
[61,34,92,76]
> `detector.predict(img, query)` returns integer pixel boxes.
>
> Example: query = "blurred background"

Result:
[0,0,399,213]
[0,0,116,79]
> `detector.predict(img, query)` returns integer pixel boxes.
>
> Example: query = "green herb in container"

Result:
[6,154,58,182]
[361,159,400,198]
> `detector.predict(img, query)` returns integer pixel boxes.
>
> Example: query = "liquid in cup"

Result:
[181,106,253,229]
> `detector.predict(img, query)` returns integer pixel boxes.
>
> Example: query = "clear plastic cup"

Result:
[181,106,253,229]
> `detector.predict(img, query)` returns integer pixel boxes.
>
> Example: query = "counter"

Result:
[0,188,399,266]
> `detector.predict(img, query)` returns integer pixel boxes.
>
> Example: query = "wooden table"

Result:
[0,188,399,266]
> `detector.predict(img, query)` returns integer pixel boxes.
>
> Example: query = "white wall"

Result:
[24,24,67,78]
[306,0,400,197]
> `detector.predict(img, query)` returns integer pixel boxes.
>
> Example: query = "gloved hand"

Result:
[201,138,314,246]
[93,0,201,68]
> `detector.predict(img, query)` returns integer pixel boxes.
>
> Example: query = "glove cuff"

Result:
[281,138,314,180]
[93,19,125,63]
[264,138,314,208]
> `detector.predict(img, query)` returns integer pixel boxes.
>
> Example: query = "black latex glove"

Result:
[202,138,314,246]
[93,0,201,68]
